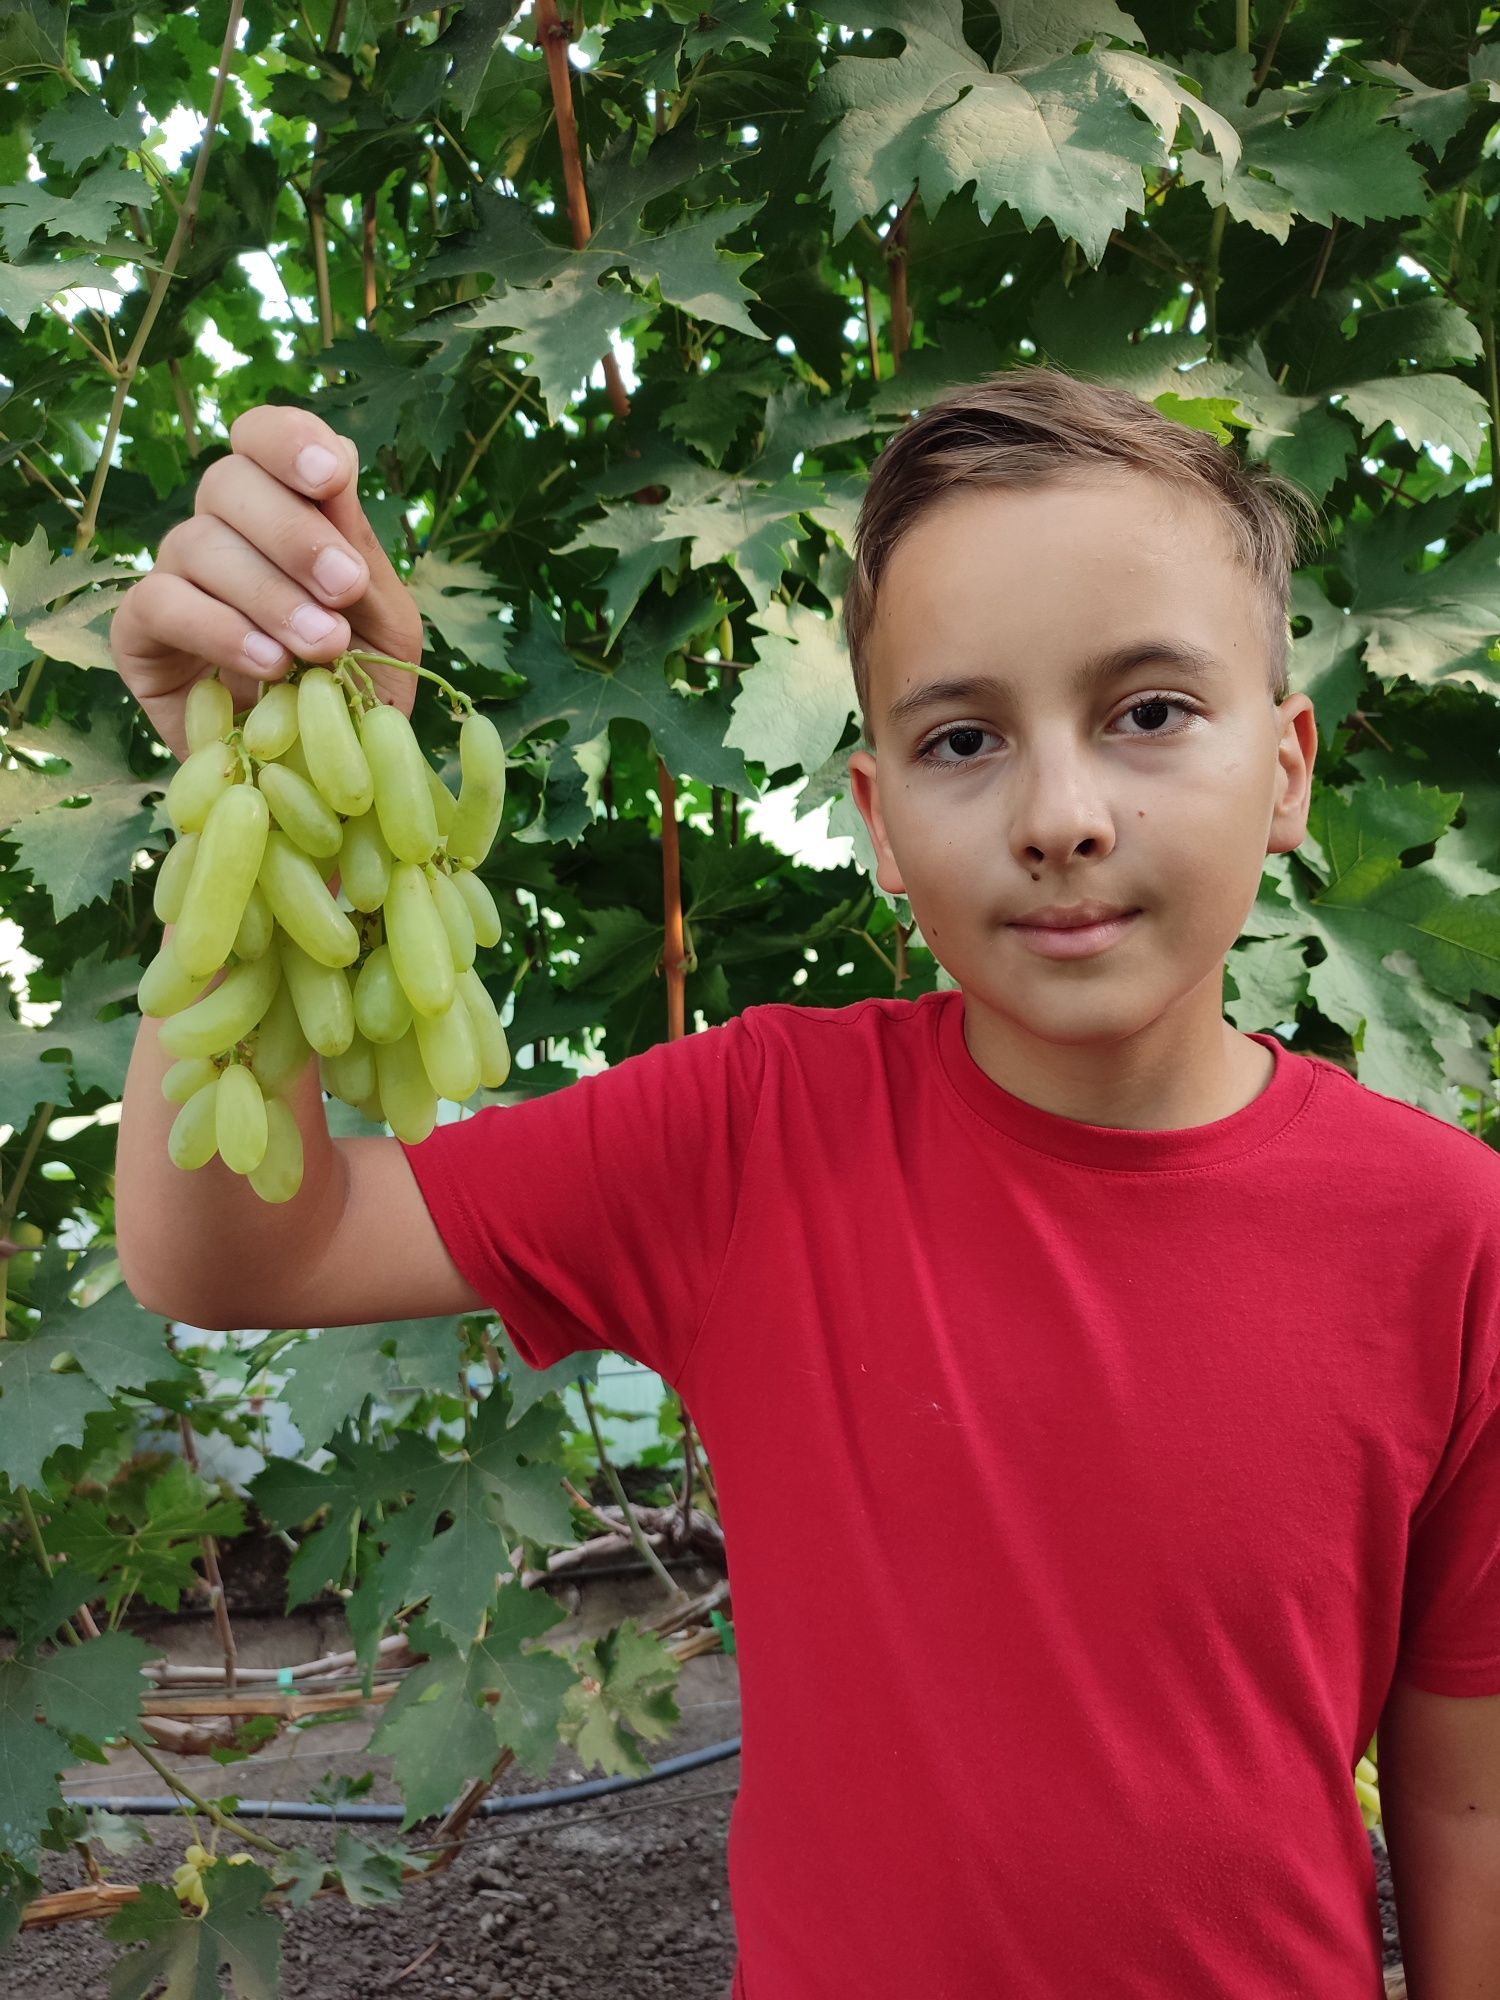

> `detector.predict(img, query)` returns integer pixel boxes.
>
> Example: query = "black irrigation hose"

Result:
[62,1736,743,1825]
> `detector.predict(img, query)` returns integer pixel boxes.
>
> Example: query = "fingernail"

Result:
[244,631,285,669]
[297,444,339,486]
[314,547,363,595]
[291,603,339,643]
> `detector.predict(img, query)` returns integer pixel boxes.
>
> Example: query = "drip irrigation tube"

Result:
[62,1736,742,1824]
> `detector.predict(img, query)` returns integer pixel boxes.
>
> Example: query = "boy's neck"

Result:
[958,992,1276,1133]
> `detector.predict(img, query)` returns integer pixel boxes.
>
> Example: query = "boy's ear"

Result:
[1266,694,1318,857]
[847,749,908,898]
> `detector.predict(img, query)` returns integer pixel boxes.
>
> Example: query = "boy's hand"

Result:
[110,408,424,761]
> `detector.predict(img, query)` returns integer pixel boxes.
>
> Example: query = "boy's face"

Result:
[847,469,1317,1053]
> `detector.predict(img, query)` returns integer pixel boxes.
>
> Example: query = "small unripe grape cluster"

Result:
[142,652,511,1202]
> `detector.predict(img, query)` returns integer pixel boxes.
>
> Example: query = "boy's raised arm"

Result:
[110,406,484,1332]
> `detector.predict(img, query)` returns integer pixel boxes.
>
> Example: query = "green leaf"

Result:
[1224,936,1310,1031]
[0,1634,154,1864]
[0,166,153,258]
[460,271,640,425]
[280,1321,436,1454]
[0,712,168,921]
[1338,373,1490,469]
[0,252,123,329]
[812,2,1165,260]
[372,1587,575,1818]
[107,1864,282,2000]
[497,595,759,800]
[9,791,157,919]
[491,1329,599,1425]
[0,1339,110,1494]
[725,598,857,776]
[33,94,147,173]
[329,1827,406,1909]
[1245,86,1427,230]
[0,1,69,83]
[407,551,511,676]
[558,1619,681,1778]
[0,1013,63,1134]
[53,1462,244,1616]
[31,1255,192,1397]
[42,946,144,1102]
[0,523,139,628]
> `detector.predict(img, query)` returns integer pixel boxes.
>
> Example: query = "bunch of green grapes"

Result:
[141,649,511,1202]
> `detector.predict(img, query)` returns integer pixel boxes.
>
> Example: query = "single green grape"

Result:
[215,1062,269,1175]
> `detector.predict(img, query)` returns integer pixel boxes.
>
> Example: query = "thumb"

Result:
[315,436,423,664]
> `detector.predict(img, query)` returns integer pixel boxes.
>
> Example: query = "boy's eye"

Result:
[915,696,1200,768]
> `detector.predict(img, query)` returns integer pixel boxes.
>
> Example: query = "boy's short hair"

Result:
[842,366,1325,737]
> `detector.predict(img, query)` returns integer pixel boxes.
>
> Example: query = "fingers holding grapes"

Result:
[110,412,422,759]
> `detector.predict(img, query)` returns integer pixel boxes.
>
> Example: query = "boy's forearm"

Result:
[1382,1789,1500,1998]
[117,990,346,1331]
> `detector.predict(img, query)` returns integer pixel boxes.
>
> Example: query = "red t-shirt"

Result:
[403,988,1500,1998]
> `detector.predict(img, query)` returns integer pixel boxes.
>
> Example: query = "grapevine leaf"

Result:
[0,1634,154,1863]
[329,1828,406,1909]
[52,1462,244,1616]
[1358,57,1499,162]
[280,1325,407,1454]
[42,946,143,1101]
[1224,935,1311,1032]
[30,1258,191,1397]
[107,1865,282,2000]
[811,2,1165,260]
[726,599,858,776]
[0,2,69,83]
[9,791,158,918]
[460,271,640,425]
[0,1339,110,1493]
[407,550,511,677]
[0,1015,63,1134]
[33,94,147,173]
[1338,374,1490,469]
[0,253,123,330]
[491,1329,599,1425]
[498,596,759,799]
[0,524,138,627]
[370,1652,500,1825]
[26,1631,156,1746]
[1244,86,1427,229]
[557,1620,681,1778]
[373,1589,574,1819]
[0,1665,73,1867]
[0,167,152,257]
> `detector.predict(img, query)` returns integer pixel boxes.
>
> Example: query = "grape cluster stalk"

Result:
[141,650,511,1200]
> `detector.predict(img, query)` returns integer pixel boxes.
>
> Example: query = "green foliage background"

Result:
[3,0,1500,1971]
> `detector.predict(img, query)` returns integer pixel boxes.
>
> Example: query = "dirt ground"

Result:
[8,1535,1407,1997]
[11,1559,741,2000]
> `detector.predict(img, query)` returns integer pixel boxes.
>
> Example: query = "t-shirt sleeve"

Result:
[399,1011,766,1386]
[1395,1234,1500,1698]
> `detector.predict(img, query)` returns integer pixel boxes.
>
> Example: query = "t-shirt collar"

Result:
[933,987,1318,1172]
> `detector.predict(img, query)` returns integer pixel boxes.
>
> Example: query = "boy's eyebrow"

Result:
[883,639,1226,731]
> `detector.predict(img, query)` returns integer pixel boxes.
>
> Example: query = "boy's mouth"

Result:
[1006,907,1141,960]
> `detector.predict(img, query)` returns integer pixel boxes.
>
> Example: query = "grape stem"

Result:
[342,647,477,718]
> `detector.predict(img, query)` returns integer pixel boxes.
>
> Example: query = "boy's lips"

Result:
[1006,908,1141,960]
[1008,900,1137,930]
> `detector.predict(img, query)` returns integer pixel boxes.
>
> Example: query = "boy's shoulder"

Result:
[736,989,945,1057]
[1290,1043,1500,1213]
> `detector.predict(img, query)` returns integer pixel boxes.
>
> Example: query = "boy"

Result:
[111,368,1500,1997]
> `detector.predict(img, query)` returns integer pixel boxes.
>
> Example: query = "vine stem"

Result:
[657,760,689,1042]
[578,1382,688,1604]
[73,0,247,554]
[343,646,476,715]
[121,1733,293,1858]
